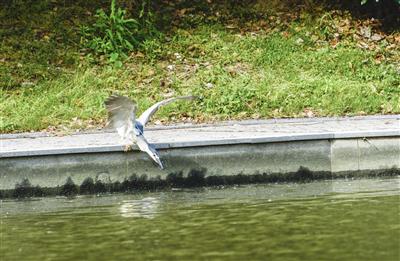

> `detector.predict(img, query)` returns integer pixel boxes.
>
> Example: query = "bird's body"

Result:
[105,94,195,169]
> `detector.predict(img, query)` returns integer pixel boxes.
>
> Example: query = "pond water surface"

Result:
[1,177,399,261]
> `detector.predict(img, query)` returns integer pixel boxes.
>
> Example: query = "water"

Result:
[1,177,399,261]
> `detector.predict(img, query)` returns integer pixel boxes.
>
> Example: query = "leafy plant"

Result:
[81,0,159,65]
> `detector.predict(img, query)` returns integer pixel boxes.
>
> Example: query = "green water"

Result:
[1,177,399,261]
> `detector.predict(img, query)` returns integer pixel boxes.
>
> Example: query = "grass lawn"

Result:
[1,1,399,133]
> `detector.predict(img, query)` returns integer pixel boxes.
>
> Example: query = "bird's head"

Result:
[145,144,164,169]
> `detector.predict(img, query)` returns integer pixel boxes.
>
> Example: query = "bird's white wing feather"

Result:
[137,96,196,126]
[105,94,137,141]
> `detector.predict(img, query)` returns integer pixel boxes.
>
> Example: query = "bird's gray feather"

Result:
[105,94,137,141]
[137,96,196,126]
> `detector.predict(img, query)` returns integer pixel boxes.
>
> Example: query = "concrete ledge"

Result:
[1,115,399,195]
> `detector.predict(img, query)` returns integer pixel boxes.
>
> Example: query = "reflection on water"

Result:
[119,197,160,218]
[0,177,399,261]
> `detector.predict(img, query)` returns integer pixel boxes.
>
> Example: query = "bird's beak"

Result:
[136,136,164,170]
[146,146,164,169]
[151,152,164,170]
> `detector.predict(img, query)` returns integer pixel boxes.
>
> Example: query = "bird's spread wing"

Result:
[137,96,196,126]
[105,94,137,141]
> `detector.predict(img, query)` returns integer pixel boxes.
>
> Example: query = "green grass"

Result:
[1,2,399,133]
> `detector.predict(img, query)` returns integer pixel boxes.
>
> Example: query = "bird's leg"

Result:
[123,143,133,152]
[121,137,134,152]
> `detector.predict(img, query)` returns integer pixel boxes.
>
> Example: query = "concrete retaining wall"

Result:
[1,116,399,197]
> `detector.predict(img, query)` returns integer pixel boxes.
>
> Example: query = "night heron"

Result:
[105,94,195,169]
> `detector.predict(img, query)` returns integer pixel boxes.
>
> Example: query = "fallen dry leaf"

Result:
[370,34,383,42]
[360,26,371,39]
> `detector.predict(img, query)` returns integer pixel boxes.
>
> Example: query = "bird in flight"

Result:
[105,94,195,169]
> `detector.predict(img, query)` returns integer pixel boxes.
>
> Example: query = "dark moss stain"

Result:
[60,177,78,196]
[165,168,207,187]
[12,178,44,198]
[1,167,399,199]
[110,181,122,193]
[186,168,207,187]
[94,180,107,194]
[166,172,185,187]
[118,174,168,192]
[80,177,95,194]
[335,166,400,179]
